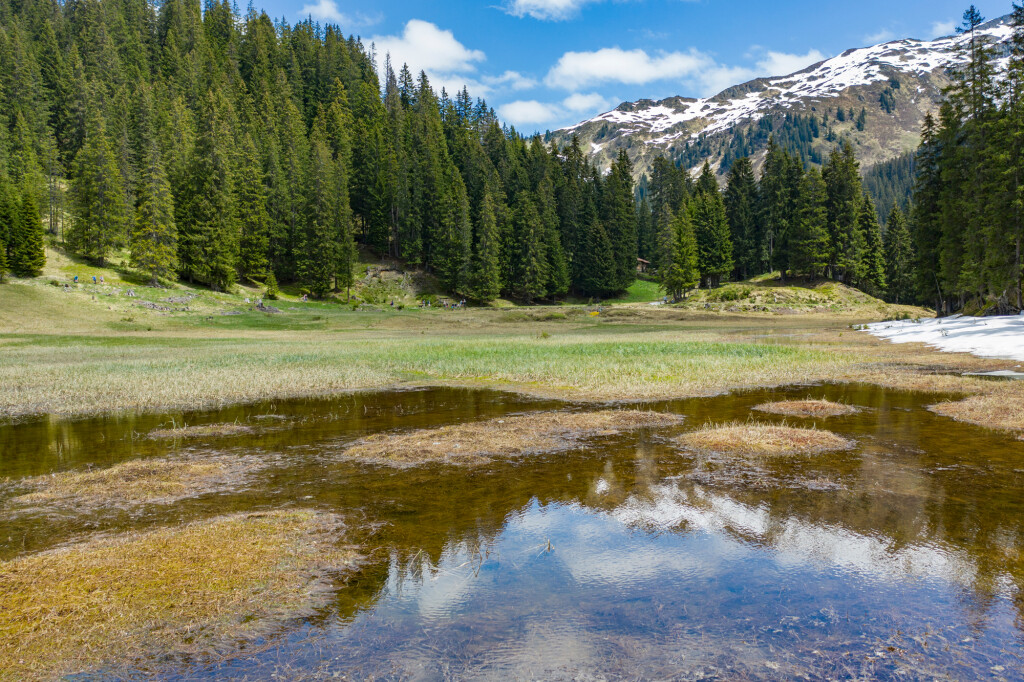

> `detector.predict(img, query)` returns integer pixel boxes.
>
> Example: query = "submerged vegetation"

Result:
[148,422,256,439]
[677,422,855,457]
[0,511,359,680]
[343,410,684,465]
[8,455,264,511]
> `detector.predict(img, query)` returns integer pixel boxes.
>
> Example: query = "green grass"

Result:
[602,279,665,304]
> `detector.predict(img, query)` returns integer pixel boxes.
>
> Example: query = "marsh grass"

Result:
[0,510,359,680]
[343,410,685,465]
[752,399,861,418]
[8,455,263,511]
[677,422,855,457]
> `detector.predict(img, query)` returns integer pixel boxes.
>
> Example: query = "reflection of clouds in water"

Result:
[394,487,981,628]
[612,484,978,588]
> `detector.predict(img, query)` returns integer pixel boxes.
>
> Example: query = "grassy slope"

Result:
[5,248,1024,436]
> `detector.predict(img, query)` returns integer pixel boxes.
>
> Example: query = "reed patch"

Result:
[0,510,360,680]
[677,422,854,457]
[343,410,684,465]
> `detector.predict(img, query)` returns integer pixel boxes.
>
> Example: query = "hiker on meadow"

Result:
[73,275,79,284]
[92,276,97,283]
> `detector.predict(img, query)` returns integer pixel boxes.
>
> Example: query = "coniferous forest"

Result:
[0,0,1020,314]
[0,0,639,300]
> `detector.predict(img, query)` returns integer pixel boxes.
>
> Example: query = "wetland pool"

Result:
[2,384,1024,680]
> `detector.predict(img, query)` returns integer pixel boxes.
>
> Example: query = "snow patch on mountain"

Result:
[559,18,1014,148]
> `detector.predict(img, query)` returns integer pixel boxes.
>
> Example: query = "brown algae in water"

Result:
[677,422,854,457]
[0,511,360,681]
[7,455,267,512]
[752,399,860,418]
[343,410,685,465]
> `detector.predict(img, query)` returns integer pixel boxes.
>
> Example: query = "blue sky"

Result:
[267,0,1013,133]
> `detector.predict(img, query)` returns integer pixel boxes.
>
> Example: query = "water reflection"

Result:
[3,384,1024,678]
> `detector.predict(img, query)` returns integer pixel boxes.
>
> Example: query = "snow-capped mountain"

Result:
[549,16,1015,179]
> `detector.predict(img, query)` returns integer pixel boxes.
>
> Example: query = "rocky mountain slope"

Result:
[549,16,1014,180]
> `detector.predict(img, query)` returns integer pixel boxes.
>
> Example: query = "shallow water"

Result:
[3,385,1024,679]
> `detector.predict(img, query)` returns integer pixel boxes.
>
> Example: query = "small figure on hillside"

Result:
[302,294,308,302]
[92,276,97,284]
[74,275,79,284]
[99,276,105,284]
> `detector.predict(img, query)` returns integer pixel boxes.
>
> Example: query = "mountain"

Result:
[548,16,1015,181]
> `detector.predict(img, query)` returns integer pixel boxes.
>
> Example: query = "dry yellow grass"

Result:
[8,456,260,511]
[677,422,855,457]
[752,399,860,418]
[343,410,684,465]
[0,510,359,680]
[928,382,1024,435]
[149,422,255,439]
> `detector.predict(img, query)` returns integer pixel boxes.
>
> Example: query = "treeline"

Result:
[0,0,639,300]
[641,141,910,302]
[912,4,1024,313]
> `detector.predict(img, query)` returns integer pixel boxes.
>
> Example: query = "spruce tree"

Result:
[788,168,830,279]
[177,91,237,290]
[884,204,915,304]
[467,185,501,301]
[723,157,759,279]
[131,141,177,285]
[510,191,548,302]
[659,207,699,301]
[12,188,45,277]
[236,134,271,280]
[69,110,128,265]
[602,150,639,292]
[823,142,865,282]
[692,187,733,288]
[858,194,887,297]
[300,119,343,298]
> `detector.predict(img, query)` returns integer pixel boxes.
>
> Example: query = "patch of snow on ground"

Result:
[866,315,1024,362]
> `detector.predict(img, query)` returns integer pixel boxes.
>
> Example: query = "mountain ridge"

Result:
[548,15,1015,180]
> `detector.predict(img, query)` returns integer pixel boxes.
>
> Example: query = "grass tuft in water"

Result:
[148,422,255,439]
[8,456,264,511]
[677,421,854,457]
[752,399,860,418]
[343,410,684,465]
[0,510,359,680]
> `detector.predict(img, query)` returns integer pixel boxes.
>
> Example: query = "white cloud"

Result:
[544,45,826,97]
[696,65,757,95]
[498,100,565,126]
[481,70,538,91]
[504,0,600,21]
[931,20,956,38]
[371,20,485,76]
[562,92,611,112]
[864,28,896,44]
[754,49,825,77]
[298,0,379,27]
[498,93,611,129]
[545,47,713,90]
